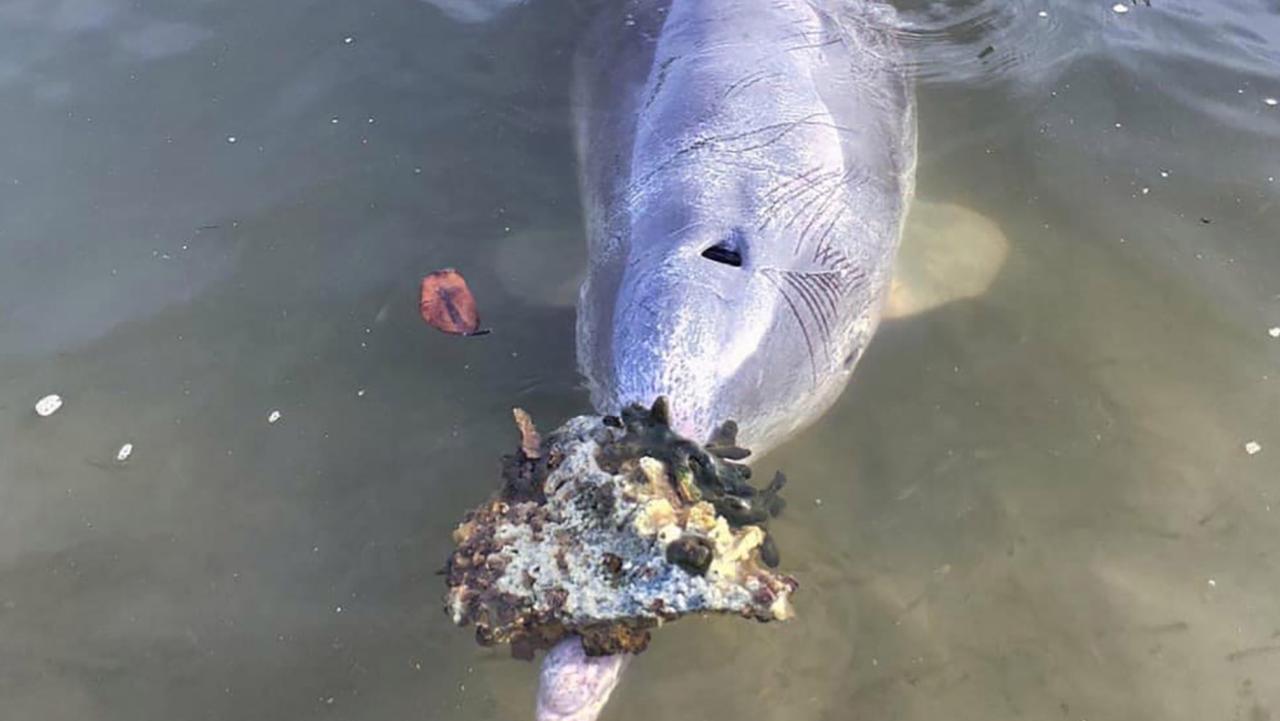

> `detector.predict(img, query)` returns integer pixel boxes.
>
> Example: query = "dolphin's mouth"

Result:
[657,394,719,444]
[609,388,718,445]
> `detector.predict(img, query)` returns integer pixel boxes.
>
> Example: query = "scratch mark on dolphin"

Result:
[785,270,835,343]
[761,268,819,386]
[785,35,842,52]
[643,56,681,112]
[629,112,837,198]
[758,166,842,224]
[789,172,851,249]
[761,265,866,388]
[721,69,781,99]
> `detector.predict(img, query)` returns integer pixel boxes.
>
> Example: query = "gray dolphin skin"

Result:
[535,1,917,719]
[535,636,633,721]
[574,0,916,455]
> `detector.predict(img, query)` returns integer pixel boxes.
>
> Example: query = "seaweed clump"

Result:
[443,399,797,660]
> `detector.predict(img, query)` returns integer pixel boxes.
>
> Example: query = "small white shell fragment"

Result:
[656,524,682,547]
[1111,3,1129,13]
[343,36,354,44]
[1207,578,1217,587]
[267,410,282,424]
[1037,10,1048,17]
[34,394,63,417]
[1268,326,1280,338]
[227,135,238,144]
[1265,97,1278,107]
[1244,440,1262,455]
[116,443,134,462]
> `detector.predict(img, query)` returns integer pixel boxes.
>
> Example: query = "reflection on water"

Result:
[1,0,1277,719]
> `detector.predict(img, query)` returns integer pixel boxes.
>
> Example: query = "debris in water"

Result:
[1111,3,1129,13]
[116,443,134,462]
[34,394,63,417]
[1244,440,1262,455]
[512,408,542,459]
[1038,10,1049,18]
[1268,326,1280,338]
[227,136,238,144]
[443,399,796,660]
[268,410,282,424]
[420,269,488,336]
[1265,98,1278,107]
[978,45,994,59]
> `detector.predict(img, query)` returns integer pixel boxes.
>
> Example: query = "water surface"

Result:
[1,1,1278,719]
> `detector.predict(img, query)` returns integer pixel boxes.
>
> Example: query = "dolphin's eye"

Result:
[701,232,744,267]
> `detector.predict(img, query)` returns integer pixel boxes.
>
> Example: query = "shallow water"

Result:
[1,0,1278,719]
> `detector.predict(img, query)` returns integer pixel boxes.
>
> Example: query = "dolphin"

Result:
[555,0,914,718]
[425,0,917,718]
[573,0,915,453]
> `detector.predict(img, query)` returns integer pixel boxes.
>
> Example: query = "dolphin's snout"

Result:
[609,268,734,444]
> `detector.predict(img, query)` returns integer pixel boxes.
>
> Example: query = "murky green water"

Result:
[2,1,1277,719]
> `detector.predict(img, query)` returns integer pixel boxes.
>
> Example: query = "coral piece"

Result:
[443,400,798,659]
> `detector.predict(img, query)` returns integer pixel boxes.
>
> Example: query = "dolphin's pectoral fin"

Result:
[886,201,1010,319]
[493,226,586,308]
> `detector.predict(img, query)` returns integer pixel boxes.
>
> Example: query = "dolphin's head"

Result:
[573,5,911,455]
[578,183,884,454]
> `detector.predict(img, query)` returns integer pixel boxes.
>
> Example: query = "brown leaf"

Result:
[512,408,541,459]
[420,269,487,336]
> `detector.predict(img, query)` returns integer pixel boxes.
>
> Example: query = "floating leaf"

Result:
[420,269,488,336]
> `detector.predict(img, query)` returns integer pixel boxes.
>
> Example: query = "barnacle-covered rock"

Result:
[443,399,797,659]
